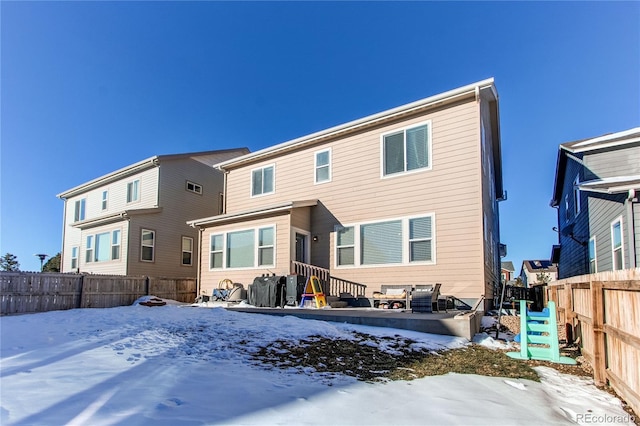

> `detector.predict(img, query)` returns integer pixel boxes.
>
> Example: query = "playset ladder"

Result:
[299,275,327,308]
[507,300,576,365]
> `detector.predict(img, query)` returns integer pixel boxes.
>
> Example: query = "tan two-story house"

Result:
[188,79,504,310]
[58,149,248,277]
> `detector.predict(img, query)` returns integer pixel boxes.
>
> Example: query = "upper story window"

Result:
[611,218,624,270]
[186,181,202,195]
[251,165,274,197]
[382,122,431,177]
[127,180,140,203]
[573,176,581,216]
[315,149,331,184]
[74,199,86,222]
[182,236,193,266]
[101,190,108,210]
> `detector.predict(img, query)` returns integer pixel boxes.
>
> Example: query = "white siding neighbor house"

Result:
[189,79,504,310]
[58,149,248,277]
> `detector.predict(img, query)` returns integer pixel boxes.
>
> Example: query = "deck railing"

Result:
[290,261,367,297]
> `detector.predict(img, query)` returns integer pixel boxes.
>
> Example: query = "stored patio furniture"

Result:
[411,284,441,313]
[373,285,413,309]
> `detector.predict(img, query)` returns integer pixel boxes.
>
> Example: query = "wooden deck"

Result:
[226,306,481,340]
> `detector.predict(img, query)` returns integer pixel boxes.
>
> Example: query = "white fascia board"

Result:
[57,157,160,199]
[71,207,163,229]
[187,200,318,228]
[215,78,496,169]
[579,175,640,194]
[567,127,640,153]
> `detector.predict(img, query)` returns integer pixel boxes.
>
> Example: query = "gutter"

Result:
[58,157,160,199]
[187,200,318,228]
[215,78,497,170]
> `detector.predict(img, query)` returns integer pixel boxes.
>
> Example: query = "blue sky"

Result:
[1,1,638,273]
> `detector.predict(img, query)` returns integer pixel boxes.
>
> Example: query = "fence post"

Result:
[77,274,84,309]
[564,282,574,344]
[591,280,607,386]
[145,276,150,296]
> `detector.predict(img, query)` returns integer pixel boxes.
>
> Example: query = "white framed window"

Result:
[74,199,86,222]
[258,227,275,266]
[227,229,255,268]
[409,216,433,262]
[336,226,355,266]
[335,214,435,268]
[315,148,331,184]
[101,190,108,210]
[251,165,275,197]
[588,236,597,273]
[573,176,581,216]
[85,235,94,263]
[209,225,276,270]
[210,234,223,269]
[71,247,78,269]
[112,230,121,260]
[95,232,111,262]
[186,181,202,195]
[127,180,140,203]
[141,229,155,262]
[84,230,121,263]
[182,236,193,266]
[611,218,624,270]
[361,220,403,265]
[381,121,431,177]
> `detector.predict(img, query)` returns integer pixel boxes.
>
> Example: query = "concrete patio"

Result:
[226,306,482,340]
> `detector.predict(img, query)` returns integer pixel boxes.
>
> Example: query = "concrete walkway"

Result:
[226,306,481,340]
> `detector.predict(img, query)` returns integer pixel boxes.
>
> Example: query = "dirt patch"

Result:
[251,333,545,383]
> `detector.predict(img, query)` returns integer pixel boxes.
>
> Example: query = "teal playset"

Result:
[507,299,576,365]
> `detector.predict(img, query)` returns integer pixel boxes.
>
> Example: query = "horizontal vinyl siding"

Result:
[60,168,158,274]
[224,100,485,299]
[558,156,589,279]
[76,222,129,275]
[199,214,292,296]
[127,160,225,278]
[588,194,629,273]
[583,144,640,180]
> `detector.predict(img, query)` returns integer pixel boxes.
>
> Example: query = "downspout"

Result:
[196,226,204,298]
[60,198,68,272]
[222,169,229,215]
[627,189,638,268]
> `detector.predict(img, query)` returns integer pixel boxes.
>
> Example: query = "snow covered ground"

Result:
[0,298,635,425]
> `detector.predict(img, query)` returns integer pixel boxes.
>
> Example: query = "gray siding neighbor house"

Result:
[550,127,640,279]
[58,149,249,277]
[189,79,505,311]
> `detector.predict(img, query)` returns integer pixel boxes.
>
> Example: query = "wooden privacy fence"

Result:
[0,272,197,315]
[545,268,640,416]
